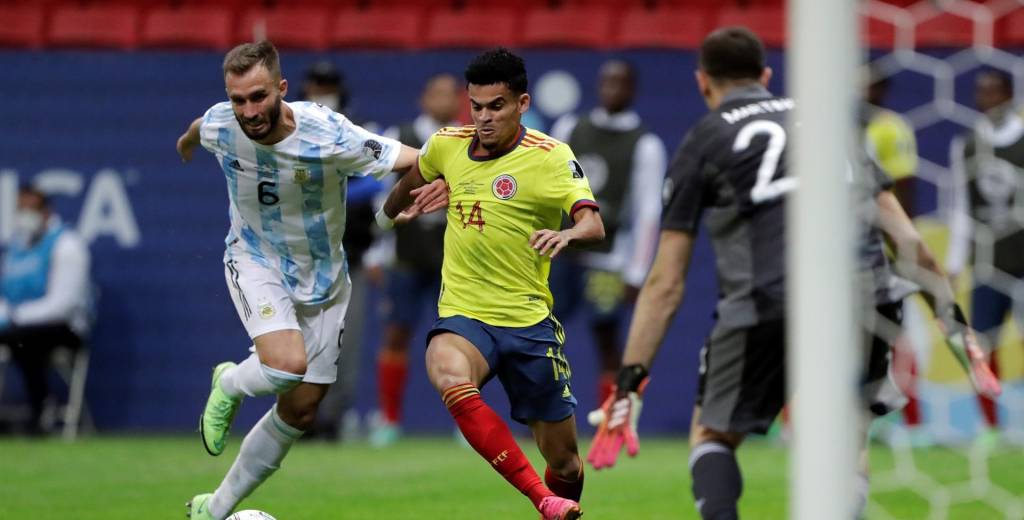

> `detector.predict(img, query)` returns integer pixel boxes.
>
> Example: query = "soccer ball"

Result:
[227,511,277,520]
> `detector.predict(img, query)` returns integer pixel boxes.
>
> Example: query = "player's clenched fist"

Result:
[586,364,649,470]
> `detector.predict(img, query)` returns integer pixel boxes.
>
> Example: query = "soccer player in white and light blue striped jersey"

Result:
[175,41,444,520]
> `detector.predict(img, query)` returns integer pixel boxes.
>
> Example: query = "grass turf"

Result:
[1,436,1022,519]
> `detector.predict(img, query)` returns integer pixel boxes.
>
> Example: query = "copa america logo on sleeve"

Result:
[361,139,383,160]
[492,174,517,200]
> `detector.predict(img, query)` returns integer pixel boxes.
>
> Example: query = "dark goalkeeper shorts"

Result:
[696,302,905,435]
[427,314,578,425]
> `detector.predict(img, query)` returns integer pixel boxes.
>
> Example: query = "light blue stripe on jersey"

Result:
[254,147,301,291]
[298,139,334,303]
[218,127,269,268]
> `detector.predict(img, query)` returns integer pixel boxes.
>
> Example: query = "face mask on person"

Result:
[308,93,340,112]
[13,209,44,241]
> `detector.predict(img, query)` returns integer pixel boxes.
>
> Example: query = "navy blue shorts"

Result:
[384,267,441,328]
[427,315,577,424]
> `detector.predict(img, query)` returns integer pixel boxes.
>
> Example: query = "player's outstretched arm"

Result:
[390,145,420,175]
[875,190,952,311]
[875,190,1001,398]
[378,161,445,228]
[587,230,694,470]
[176,117,203,163]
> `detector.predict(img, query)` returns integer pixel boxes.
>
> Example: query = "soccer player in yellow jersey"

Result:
[862,71,918,209]
[379,48,604,520]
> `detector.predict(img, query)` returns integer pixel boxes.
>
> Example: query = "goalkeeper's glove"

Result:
[586,364,649,470]
[936,303,1001,398]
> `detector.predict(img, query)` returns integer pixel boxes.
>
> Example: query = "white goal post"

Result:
[788,0,860,519]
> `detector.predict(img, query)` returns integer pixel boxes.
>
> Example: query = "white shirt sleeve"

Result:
[946,135,972,276]
[549,114,578,143]
[622,133,667,287]
[12,232,91,327]
[333,115,403,180]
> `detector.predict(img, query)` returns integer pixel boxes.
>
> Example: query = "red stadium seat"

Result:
[48,4,140,49]
[616,6,711,50]
[141,6,233,50]
[658,0,730,6]
[714,6,785,48]
[997,8,1024,47]
[238,7,329,50]
[329,7,423,49]
[915,10,974,47]
[562,0,648,10]
[862,15,897,50]
[521,6,613,48]
[374,0,459,8]
[424,8,520,49]
[0,5,44,49]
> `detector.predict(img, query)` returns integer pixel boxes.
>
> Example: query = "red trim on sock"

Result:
[377,355,408,424]
[891,341,922,426]
[979,355,1000,427]
[444,385,552,507]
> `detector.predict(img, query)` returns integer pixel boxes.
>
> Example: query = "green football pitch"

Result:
[2,436,1022,519]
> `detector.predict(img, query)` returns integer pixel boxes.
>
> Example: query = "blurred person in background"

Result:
[861,65,931,446]
[862,68,918,211]
[549,60,665,404]
[365,73,461,447]
[300,61,379,440]
[947,68,1024,448]
[0,185,92,436]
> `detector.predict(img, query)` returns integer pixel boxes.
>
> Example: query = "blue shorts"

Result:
[384,267,441,328]
[427,315,577,424]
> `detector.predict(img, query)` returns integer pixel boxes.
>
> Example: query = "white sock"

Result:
[220,353,303,398]
[208,406,304,519]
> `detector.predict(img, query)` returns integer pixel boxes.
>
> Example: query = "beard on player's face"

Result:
[236,94,282,141]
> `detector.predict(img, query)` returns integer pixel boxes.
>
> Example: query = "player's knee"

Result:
[263,352,307,378]
[549,452,582,480]
[381,331,411,355]
[259,363,304,393]
[425,342,472,392]
[383,325,412,351]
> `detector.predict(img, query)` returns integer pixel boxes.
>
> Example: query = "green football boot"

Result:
[186,493,215,520]
[200,361,242,456]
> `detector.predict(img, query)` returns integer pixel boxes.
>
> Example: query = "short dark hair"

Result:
[18,185,49,207]
[978,67,1013,94]
[223,40,281,79]
[700,27,766,82]
[465,47,528,94]
[305,60,342,86]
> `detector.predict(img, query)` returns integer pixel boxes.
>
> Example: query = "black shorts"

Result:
[696,302,904,435]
